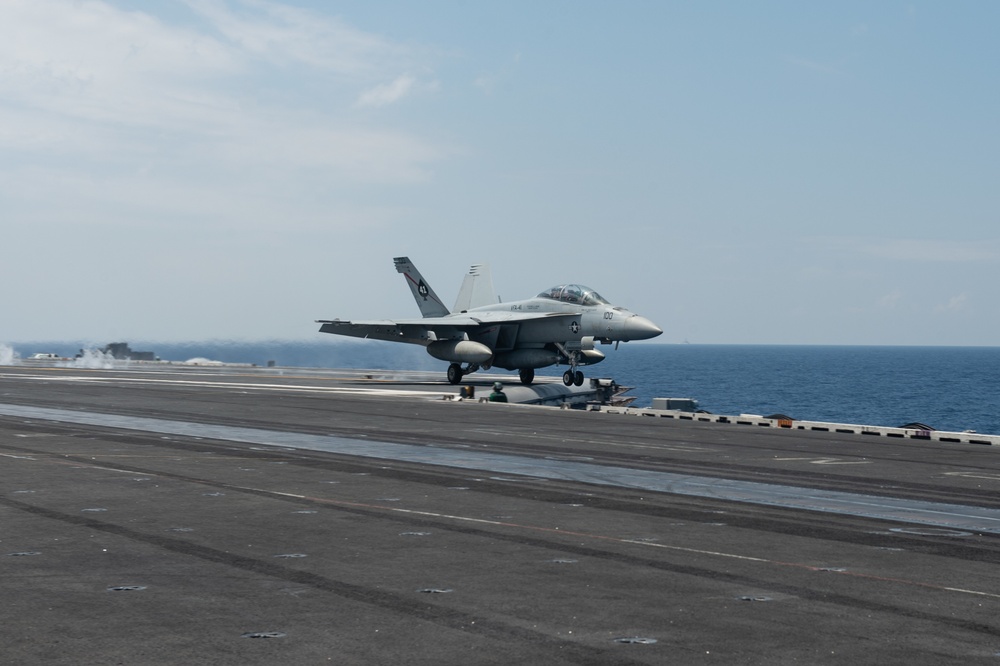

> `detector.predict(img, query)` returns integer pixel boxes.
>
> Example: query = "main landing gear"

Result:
[518,368,534,386]
[447,362,481,385]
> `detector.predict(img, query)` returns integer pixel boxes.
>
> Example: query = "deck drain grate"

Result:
[739,595,773,602]
[614,637,658,644]
[7,551,41,557]
[242,631,286,639]
[417,588,453,594]
[108,585,147,592]
[273,553,307,558]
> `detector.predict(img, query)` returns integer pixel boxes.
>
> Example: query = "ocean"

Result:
[600,344,1000,435]
[4,341,999,435]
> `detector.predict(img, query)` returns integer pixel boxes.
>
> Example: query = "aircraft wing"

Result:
[318,319,455,345]
[317,316,485,346]
[317,311,581,345]
[463,311,581,324]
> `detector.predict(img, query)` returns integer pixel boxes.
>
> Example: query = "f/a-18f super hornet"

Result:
[317,257,662,386]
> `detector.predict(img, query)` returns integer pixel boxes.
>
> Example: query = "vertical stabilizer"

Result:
[394,257,451,318]
[453,263,497,312]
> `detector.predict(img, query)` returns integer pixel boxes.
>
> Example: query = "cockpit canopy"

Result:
[536,284,610,306]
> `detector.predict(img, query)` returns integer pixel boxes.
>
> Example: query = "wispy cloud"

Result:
[0,0,445,194]
[473,51,521,96]
[357,75,417,108]
[181,0,405,74]
[813,237,1000,263]
[934,293,969,314]
[861,239,1000,263]
[473,75,495,94]
[877,289,902,309]
[0,1,240,131]
[784,55,847,77]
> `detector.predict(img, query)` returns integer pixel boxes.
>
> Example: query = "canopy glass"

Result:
[536,284,609,306]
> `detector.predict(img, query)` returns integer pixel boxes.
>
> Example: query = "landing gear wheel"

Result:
[562,370,574,387]
[573,370,585,386]
[447,363,464,385]
[519,369,535,386]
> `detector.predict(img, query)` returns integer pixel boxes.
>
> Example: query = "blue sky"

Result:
[2,1,998,345]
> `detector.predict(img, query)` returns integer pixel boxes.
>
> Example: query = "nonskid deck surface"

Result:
[2,364,1000,664]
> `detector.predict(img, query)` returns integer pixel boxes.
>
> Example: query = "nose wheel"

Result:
[519,368,535,386]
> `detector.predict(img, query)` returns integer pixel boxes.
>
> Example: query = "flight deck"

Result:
[2,364,1000,664]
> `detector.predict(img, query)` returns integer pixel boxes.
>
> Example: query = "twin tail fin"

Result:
[394,256,451,318]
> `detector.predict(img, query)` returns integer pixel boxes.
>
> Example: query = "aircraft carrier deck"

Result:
[2,363,1000,664]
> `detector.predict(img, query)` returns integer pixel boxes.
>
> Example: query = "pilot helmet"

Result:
[493,382,503,391]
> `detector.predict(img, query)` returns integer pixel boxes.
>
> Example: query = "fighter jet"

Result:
[317,257,662,386]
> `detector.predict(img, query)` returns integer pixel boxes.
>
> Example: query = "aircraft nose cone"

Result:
[624,315,663,341]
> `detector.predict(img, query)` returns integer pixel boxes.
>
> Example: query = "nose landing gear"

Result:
[561,350,585,387]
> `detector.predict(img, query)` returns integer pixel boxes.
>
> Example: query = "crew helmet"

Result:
[493,382,503,390]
